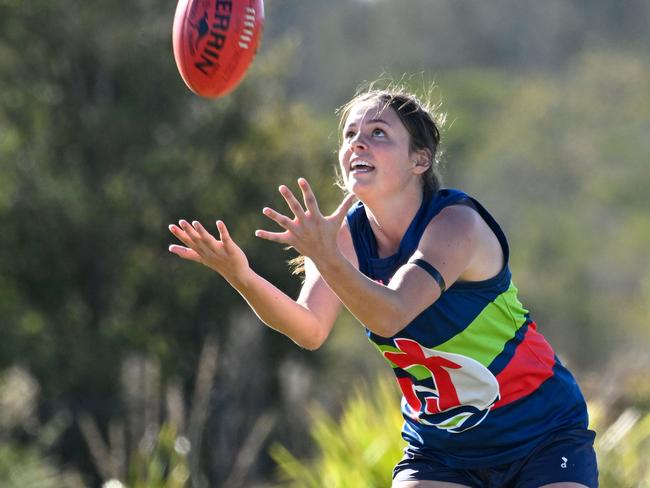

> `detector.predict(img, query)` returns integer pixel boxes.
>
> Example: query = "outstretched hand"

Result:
[255,178,356,262]
[168,219,249,283]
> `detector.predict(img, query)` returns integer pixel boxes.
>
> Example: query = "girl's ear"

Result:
[411,148,432,175]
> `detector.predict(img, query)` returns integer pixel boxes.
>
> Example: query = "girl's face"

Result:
[338,101,424,200]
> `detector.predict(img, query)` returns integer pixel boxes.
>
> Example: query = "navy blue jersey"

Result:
[346,189,589,468]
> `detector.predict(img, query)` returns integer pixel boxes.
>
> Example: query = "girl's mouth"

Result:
[350,160,375,173]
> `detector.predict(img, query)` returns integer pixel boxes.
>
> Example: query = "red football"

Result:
[172,0,264,98]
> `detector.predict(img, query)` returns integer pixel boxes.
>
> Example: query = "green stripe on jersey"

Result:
[435,281,529,366]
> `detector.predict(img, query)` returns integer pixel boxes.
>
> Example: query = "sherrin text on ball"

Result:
[172,0,264,98]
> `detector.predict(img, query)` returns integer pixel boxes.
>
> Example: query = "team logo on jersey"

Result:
[381,338,499,433]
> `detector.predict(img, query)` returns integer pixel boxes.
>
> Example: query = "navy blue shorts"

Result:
[393,429,598,487]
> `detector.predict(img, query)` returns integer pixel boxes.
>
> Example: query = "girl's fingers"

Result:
[169,223,197,249]
[298,178,320,215]
[191,220,213,242]
[254,229,291,244]
[279,185,306,219]
[168,244,202,262]
[172,220,221,260]
[262,207,294,230]
[179,219,202,242]
[193,220,226,253]
[185,220,214,255]
[216,220,240,254]
[216,220,230,243]
[333,193,357,222]
[191,220,207,234]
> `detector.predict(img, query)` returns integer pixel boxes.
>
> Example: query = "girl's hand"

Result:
[169,219,250,284]
[255,178,356,262]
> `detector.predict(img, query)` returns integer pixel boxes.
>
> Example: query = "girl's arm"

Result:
[169,218,352,350]
[257,179,502,338]
[311,204,489,337]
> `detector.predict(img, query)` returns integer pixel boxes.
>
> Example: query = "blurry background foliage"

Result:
[0,0,649,486]
[272,375,650,488]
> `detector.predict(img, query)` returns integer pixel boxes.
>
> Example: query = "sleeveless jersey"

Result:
[346,189,589,468]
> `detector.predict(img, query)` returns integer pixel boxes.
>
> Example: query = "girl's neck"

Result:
[362,191,425,258]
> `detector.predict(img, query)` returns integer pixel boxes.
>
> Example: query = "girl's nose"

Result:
[350,132,368,151]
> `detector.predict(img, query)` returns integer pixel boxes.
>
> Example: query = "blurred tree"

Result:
[0,366,85,487]
[0,0,342,484]
[264,0,650,108]
[271,376,404,488]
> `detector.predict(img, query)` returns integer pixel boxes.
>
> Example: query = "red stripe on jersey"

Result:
[493,322,556,409]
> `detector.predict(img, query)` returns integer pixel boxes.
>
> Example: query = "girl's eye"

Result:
[343,127,385,140]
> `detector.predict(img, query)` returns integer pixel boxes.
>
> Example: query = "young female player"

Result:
[168,87,598,487]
